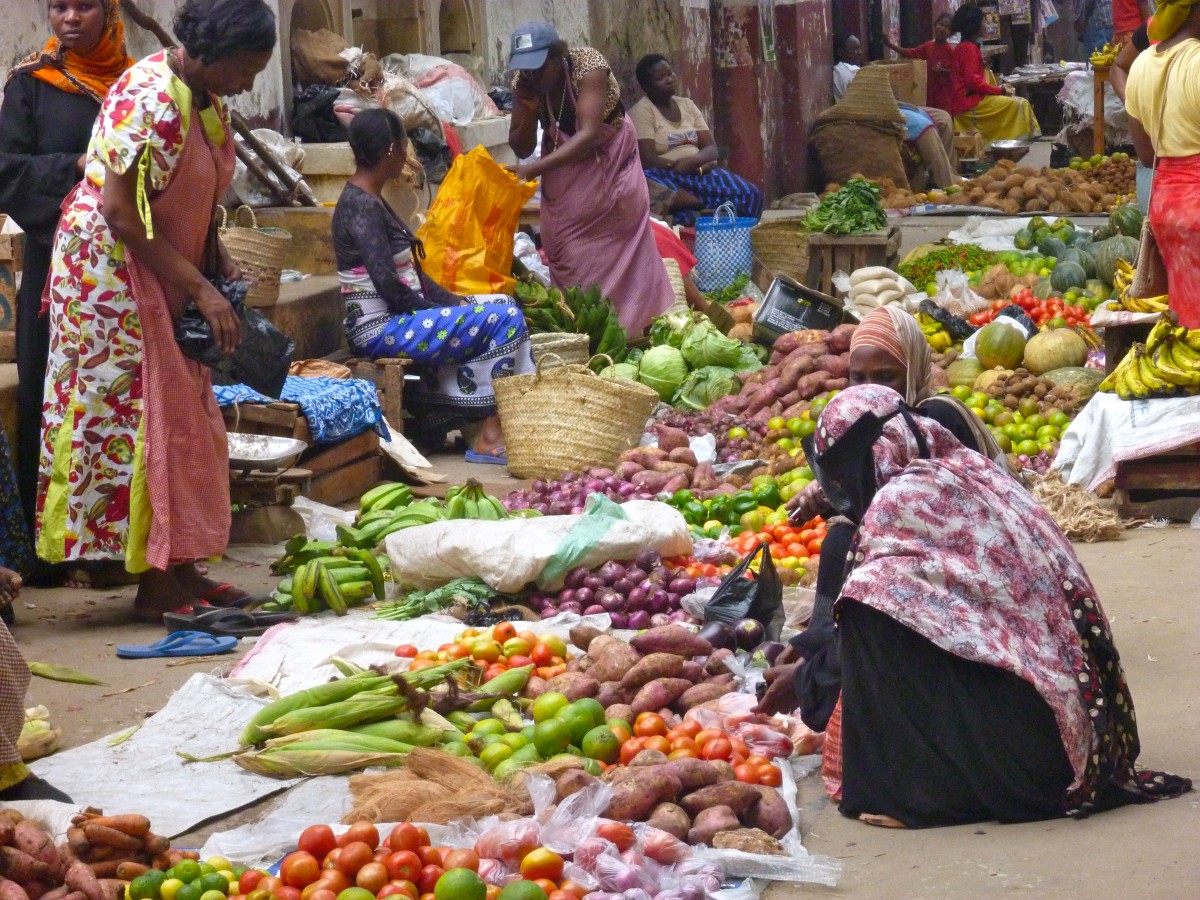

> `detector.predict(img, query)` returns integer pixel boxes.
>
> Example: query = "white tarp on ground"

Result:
[1054,392,1200,490]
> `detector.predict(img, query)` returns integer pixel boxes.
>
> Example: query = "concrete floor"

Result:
[14,521,1198,897]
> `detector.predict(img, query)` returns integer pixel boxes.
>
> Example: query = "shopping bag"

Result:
[703,542,784,639]
[692,202,755,292]
[174,277,295,398]
[416,146,536,295]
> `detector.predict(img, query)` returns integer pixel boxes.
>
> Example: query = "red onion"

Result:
[583,604,606,616]
[649,613,671,627]
[635,549,661,571]
[565,566,590,589]
[585,478,606,493]
[599,591,624,613]
[533,503,549,514]
[648,590,670,614]
[540,607,558,619]
[575,587,595,605]
[612,578,634,596]
[558,588,576,605]
[668,610,691,623]
[626,610,651,630]
[650,565,671,584]
[559,601,582,615]
[668,576,696,596]
[531,480,547,492]
[583,575,605,592]
[617,483,637,498]
[626,568,647,585]
[597,561,626,583]
[625,588,647,610]
[609,612,629,629]
[637,578,655,596]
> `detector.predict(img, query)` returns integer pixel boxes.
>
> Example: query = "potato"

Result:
[596,681,629,708]
[631,678,693,715]
[545,672,600,701]
[569,624,603,652]
[744,785,793,838]
[646,803,691,841]
[605,702,634,723]
[620,653,685,690]
[586,635,641,683]
[12,824,60,878]
[605,771,683,821]
[630,749,670,767]
[630,626,712,657]
[664,758,721,791]
[688,806,741,846]
[680,781,762,817]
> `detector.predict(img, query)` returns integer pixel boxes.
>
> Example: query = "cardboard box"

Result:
[870,59,928,108]
[752,275,847,345]
[0,215,23,339]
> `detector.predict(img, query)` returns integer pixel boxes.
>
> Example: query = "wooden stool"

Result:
[806,226,902,295]
[1115,441,1200,521]
[346,357,412,432]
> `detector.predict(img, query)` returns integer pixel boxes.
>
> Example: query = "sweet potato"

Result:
[680,781,761,817]
[605,771,683,821]
[680,660,706,683]
[630,626,712,657]
[828,323,857,354]
[825,378,849,391]
[704,648,734,676]
[664,758,721,791]
[687,806,741,846]
[630,469,673,494]
[0,849,52,885]
[631,678,693,715]
[96,882,125,900]
[650,460,693,475]
[771,332,803,357]
[653,425,689,452]
[675,675,735,710]
[814,354,848,379]
[616,460,644,481]
[605,703,634,723]
[779,355,815,394]
[545,673,599,701]
[796,370,833,400]
[13,824,60,875]
[570,624,603,652]
[59,893,85,900]
[555,769,597,801]
[667,447,698,467]
[744,365,778,386]
[64,864,102,900]
[646,803,691,841]
[620,653,684,690]
[37,889,68,900]
[0,824,11,848]
[630,749,670,767]
[521,676,548,699]
[21,885,49,900]
[0,879,30,900]
[689,463,718,492]
[586,635,641,684]
[596,681,629,708]
[744,785,792,838]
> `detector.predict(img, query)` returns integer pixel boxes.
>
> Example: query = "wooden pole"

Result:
[1094,67,1108,157]
[231,112,318,207]
[233,141,291,206]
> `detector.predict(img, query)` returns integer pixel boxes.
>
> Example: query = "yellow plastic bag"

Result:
[416,147,536,295]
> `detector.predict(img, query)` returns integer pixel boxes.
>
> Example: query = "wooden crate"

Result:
[1115,441,1200,521]
[346,357,412,432]
[806,226,902,296]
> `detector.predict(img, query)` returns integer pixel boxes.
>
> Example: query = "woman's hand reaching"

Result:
[787,480,829,524]
[194,280,241,355]
[754,662,802,716]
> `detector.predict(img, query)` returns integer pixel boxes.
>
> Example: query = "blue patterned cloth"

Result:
[213,377,389,446]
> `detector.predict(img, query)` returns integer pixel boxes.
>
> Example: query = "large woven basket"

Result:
[529,332,589,369]
[751,218,811,282]
[220,206,291,308]
[495,353,659,480]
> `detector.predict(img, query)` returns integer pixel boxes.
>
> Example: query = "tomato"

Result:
[758,763,782,787]
[276,887,301,900]
[533,881,559,896]
[729,737,750,758]
[668,748,697,760]
[257,876,284,895]
[483,664,507,682]
[520,847,564,882]
[386,823,421,853]
[377,884,416,900]
[701,738,733,761]
[745,754,771,769]
[408,658,440,672]
[595,822,636,851]
[394,645,418,658]
[485,887,501,900]
[559,881,589,899]
[729,752,746,768]
[807,538,824,555]
[669,736,699,754]
[281,852,321,888]
[508,654,534,669]
[240,872,266,895]
[694,728,724,747]
[312,871,348,895]
[734,764,760,783]
[416,865,444,895]
[338,842,376,877]
[633,713,667,737]
[548,892,579,900]
[493,621,518,642]
[619,737,645,765]
[415,827,431,847]
[676,719,702,738]
[384,851,422,883]
[344,822,380,850]
[445,643,472,661]
[307,891,336,900]
[414,846,441,868]
[355,862,389,894]
[414,649,439,661]
[608,723,632,743]
[642,735,671,754]
[441,849,480,873]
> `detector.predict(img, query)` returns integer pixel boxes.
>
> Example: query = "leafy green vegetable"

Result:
[802,178,887,235]
[638,345,689,400]
[599,362,640,381]
[374,578,497,621]
[703,273,751,305]
[680,318,747,369]
[673,366,741,411]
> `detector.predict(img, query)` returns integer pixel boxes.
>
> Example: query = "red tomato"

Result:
[758,764,783,787]
[416,846,442,868]
[416,865,444,895]
[340,821,380,849]
[633,713,668,737]
[386,823,421,853]
[619,737,645,765]
[257,876,284,895]
[507,655,533,669]
[335,842,374,877]
[694,728,724,747]
[668,747,698,760]
[701,738,733,761]
[305,891,335,900]
[384,851,422,883]
[281,852,321,888]
[533,881,559,897]
[276,888,301,900]
[642,735,671,754]
[595,822,635,852]
[312,872,349,895]
[356,863,389,894]
[734,764,760,783]
[559,882,588,899]
[493,621,518,642]
[377,884,417,900]
[394,645,418,658]
[239,872,266,895]
[441,849,480,873]
[530,642,555,666]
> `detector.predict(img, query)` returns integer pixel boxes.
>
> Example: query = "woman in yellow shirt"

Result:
[1125,0,1200,328]
[630,55,763,226]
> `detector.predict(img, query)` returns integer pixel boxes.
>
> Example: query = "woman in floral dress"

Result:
[759,385,1191,826]
[332,108,533,464]
[37,0,276,619]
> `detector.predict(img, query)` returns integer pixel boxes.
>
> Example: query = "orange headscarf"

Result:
[10,0,134,103]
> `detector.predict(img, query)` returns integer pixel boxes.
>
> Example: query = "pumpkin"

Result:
[1042,365,1105,398]
[1037,235,1068,258]
[947,358,984,389]
[1092,223,1117,242]
[1058,248,1096,280]
[1050,260,1088,293]
[1023,329,1088,375]
[1109,204,1144,238]
[1094,235,1140,285]
[1066,229,1094,249]
[975,322,1027,370]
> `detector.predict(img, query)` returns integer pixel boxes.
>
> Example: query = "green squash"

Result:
[975,322,1028,370]
[1058,248,1096,280]
[1084,278,1110,299]
[1042,366,1105,399]
[1091,222,1117,242]
[1023,329,1088,375]
[1109,204,1144,238]
[1014,227,1035,251]
[1029,216,1049,232]
[1051,217,1075,234]
[1094,235,1140,285]
[1038,235,1068,258]
[1066,230,1094,250]
[947,358,985,389]
[1050,260,1088,293]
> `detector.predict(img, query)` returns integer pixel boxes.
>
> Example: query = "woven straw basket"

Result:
[220,206,291,307]
[529,332,590,369]
[495,353,659,480]
[751,218,811,282]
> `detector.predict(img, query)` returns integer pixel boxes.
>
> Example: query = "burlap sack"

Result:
[812,120,910,189]
[292,29,350,87]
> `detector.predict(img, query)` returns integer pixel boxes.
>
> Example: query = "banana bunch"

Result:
[1090,43,1119,66]
[1098,317,1200,399]
[357,482,414,521]
[916,312,954,352]
[513,277,576,333]
[1107,260,1171,313]
[445,479,509,520]
[564,285,628,361]
[337,498,444,549]
[267,550,388,616]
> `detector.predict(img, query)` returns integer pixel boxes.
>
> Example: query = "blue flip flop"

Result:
[116,631,238,659]
[465,447,508,465]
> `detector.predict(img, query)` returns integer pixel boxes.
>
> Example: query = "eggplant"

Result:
[697,620,737,651]
[752,640,786,666]
[733,618,766,650]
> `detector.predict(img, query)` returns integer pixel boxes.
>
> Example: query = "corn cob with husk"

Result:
[233,728,416,777]
[240,659,470,746]
[263,691,410,737]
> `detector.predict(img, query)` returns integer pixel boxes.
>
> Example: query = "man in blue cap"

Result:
[508,20,559,72]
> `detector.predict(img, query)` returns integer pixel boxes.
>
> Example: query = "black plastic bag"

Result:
[291,85,348,144]
[703,543,783,640]
[488,88,514,112]
[174,277,295,398]
[407,127,451,183]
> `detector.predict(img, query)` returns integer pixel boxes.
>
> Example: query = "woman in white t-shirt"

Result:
[630,54,764,225]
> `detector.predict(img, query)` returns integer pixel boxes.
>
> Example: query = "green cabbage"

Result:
[599,362,640,381]
[648,306,695,349]
[673,366,740,411]
[638,345,689,400]
[734,343,764,371]
[679,318,747,369]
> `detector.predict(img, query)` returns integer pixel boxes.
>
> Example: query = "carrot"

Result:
[64,831,88,860]
[83,865,120,881]
[79,829,139,853]
[64,863,102,900]
[114,864,148,881]
[81,819,147,840]
[149,856,170,872]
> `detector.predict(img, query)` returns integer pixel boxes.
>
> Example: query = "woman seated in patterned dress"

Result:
[332,109,533,465]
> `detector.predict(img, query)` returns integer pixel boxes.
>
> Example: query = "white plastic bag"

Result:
[931,269,990,318]
[232,129,307,208]
[514,232,550,285]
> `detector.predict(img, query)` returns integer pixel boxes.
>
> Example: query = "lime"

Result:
[129,875,163,900]
[480,741,514,771]
[441,741,474,758]
[337,890,377,900]
[198,892,224,900]
[521,725,536,741]
[435,868,487,900]
[511,742,543,763]
[199,874,229,895]
[557,706,595,746]
[500,732,530,750]
[532,691,569,724]
[581,725,620,764]
[497,881,549,900]
[173,862,202,886]
[569,697,605,730]
[216,873,236,890]
[533,718,572,757]
[174,885,202,900]
[579,757,603,776]
[159,880,184,900]
[197,864,216,878]
[205,859,232,875]
[472,718,507,737]
[605,717,631,735]
[1016,439,1041,456]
